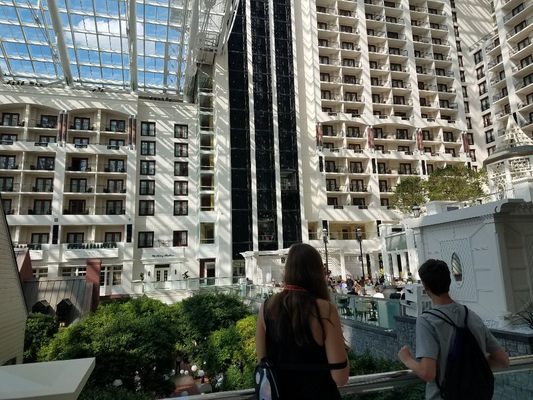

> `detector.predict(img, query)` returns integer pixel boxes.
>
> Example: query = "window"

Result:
[174,181,188,195]
[346,126,360,137]
[100,265,122,286]
[106,200,123,215]
[320,72,330,82]
[140,160,156,175]
[109,139,125,147]
[474,50,483,65]
[444,132,455,142]
[174,124,188,138]
[476,66,485,80]
[464,102,469,113]
[35,177,53,192]
[139,200,155,216]
[173,231,188,246]
[462,86,468,97]
[518,37,531,51]
[481,97,490,112]
[39,115,57,128]
[460,71,465,82]
[318,39,329,47]
[31,233,49,245]
[437,83,448,92]
[108,119,126,132]
[67,199,86,214]
[456,41,461,51]
[422,130,433,140]
[467,133,474,145]
[390,63,402,72]
[342,58,355,67]
[36,156,55,170]
[106,179,124,193]
[33,268,48,278]
[200,222,215,244]
[478,81,487,96]
[61,267,86,277]
[72,117,91,130]
[319,56,330,64]
[399,163,412,174]
[1,198,12,214]
[445,148,456,157]
[469,150,476,162]
[141,121,156,136]
[104,232,122,243]
[174,162,188,176]
[174,200,188,215]
[487,146,495,155]
[342,42,355,50]
[73,137,89,146]
[2,112,20,126]
[106,159,125,172]
[69,178,87,193]
[426,164,434,174]
[140,141,156,155]
[0,176,14,191]
[381,198,390,207]
[393,96,405,105]
[139,180,155,195]
[485,129,495,143]
[33,199,51,215]
[138,231,154,248]
[483,113,492,127]
[66,232,84,244]
[174,143,189,157]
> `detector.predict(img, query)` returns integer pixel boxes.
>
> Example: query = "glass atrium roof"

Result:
[0,0,235,94]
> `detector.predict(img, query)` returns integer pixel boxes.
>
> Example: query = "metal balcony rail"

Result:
[178,355,533,400]
[66,242,118,249]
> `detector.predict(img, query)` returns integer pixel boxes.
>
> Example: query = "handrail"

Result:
[174,356,533,400]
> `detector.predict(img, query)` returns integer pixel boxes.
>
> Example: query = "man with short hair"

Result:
[398,259,509,400]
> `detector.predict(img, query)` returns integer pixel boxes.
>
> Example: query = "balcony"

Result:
[62,242,119,259]
[67,165,92,172]
[30,163,55,171]
[27,208,52,215]
[63,208,90,215]
[103,166,127,173]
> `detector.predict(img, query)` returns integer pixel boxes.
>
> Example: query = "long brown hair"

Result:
[265,243,331,346]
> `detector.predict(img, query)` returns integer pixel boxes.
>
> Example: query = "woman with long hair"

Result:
[255,243,349,399]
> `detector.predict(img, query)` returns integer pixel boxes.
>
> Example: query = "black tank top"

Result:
[265,309,341,399]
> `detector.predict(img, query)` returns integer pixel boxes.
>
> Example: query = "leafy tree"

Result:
[390,176,427,213]
[24,313,58,362]
[39,297,177,396]
[172,292,251,363]
[204,315,257,391]
[344,351,424,400]
[426,165,486,202]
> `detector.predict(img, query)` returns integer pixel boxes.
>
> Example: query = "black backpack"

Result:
[254,357,280,400]
[425,306,494,400]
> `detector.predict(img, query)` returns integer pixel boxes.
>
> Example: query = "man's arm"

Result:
[398,345,437,382]
[487,347,509,369]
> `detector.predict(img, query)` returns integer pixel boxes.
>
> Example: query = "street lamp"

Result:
[322,228,329,272]
[412,204,421,218]
[355,228,364,281]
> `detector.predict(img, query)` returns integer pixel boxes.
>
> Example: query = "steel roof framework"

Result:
[0,0,238,94]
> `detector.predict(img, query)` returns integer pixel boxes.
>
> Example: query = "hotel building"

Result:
[0,0,530,296]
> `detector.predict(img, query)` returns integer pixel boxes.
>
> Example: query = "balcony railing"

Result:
[175,355,533,400]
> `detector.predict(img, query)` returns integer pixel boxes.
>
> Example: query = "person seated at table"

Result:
[372,286,385,298]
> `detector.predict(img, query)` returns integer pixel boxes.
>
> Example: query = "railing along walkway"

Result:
[169,355,533,400]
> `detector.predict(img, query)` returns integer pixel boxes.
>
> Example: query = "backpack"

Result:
[254,357,280,400]
[425,306,494,400]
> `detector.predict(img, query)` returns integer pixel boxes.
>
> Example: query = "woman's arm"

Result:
[320,300,350,386]
[256,303,267,361]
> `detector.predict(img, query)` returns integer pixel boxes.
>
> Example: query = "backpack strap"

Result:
[463,305,469,328]
[424,308,456,328]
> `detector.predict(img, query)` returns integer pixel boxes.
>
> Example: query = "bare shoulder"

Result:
[316,298,336,319]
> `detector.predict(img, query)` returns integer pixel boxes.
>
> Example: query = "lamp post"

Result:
[412,204,421,218]
[322,228,329,272]
[355,228,364,281]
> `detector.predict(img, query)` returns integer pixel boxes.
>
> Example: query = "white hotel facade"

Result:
[0,0,531,296]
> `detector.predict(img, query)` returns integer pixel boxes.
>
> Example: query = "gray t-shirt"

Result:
[415,302,501,400]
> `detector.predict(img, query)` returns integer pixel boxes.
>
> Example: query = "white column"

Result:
[391,253,399,278]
